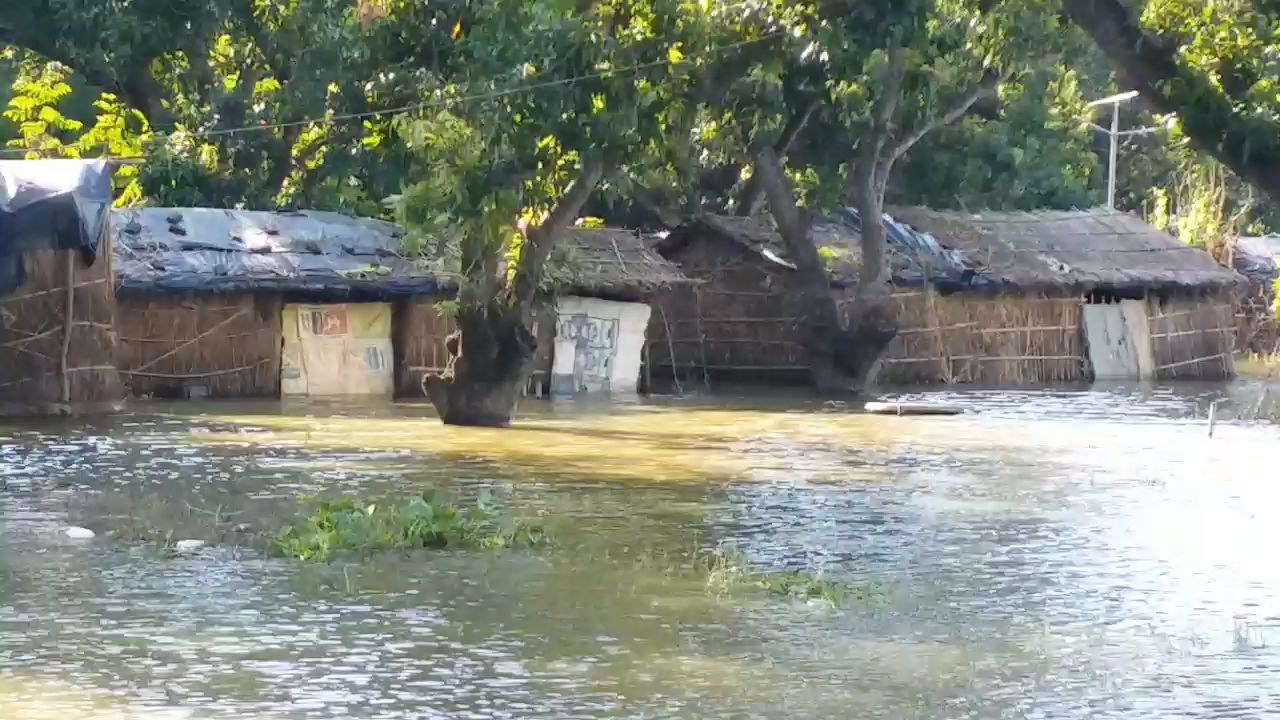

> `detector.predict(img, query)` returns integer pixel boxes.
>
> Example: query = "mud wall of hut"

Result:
[1147,292,1236,380]
[116,294,282,398]
[0,248,125,414]
[646,235,811,385]
[869,290,1088,385]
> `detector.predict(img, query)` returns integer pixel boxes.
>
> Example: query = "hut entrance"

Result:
[1082,295,1155,380]
[281,303,394,396]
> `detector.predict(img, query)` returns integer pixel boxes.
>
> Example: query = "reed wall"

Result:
[116,294,282,398]
[0,247,124,415]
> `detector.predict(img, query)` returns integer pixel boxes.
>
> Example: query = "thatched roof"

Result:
[666,208,1241,295]
[890,207,1242,293]
[113,207,448,299]
[560,228,690,300]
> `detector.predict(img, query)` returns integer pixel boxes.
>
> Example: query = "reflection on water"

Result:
[1,381,1278,719]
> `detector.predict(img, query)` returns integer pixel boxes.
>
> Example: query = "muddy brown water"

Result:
[1,380,1278,719]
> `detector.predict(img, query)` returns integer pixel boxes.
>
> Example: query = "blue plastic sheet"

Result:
[0,159,115,294]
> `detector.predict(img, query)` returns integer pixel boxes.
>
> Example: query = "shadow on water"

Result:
[0,380,1278,718]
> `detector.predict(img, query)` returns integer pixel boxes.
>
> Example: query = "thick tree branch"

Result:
[511,155,605,307]
[1064,0,1280,206]
[754,148,807,244]
[848,44,906,202]
[888,72,1001,166]
[872,44,907,134]
[737,95,821,216]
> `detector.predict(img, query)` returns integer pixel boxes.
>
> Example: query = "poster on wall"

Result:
[550,297,651,396]
[281,303,394,396]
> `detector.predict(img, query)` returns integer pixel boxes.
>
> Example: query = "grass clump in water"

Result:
[698,547,886,609]
[274,492,547,562]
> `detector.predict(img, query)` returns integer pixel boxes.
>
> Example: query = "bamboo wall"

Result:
[392,299,457,398]
[117,294,283,398]
[870,291,1088,385]
[647,235,810,385]
[1148,293,1236,380]
[1234,282,1278,355]
[0,247,125,415]
[651,234,1239,386]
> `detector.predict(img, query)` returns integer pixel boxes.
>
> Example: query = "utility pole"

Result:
[1087,91,1140,210]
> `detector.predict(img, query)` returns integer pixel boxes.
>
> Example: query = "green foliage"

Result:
[890,66,1102,211]
[273,493,548,562]
[1,57,152,206]
[5,0,1272,257]
[698,546,887,609]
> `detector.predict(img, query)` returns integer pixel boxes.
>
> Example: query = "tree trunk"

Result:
[1064,0,1280,207]
[754,149,853,392]
[423,159,603,427]
[843,143,900,385]
[423,301,537,427]
[736,97,821,217]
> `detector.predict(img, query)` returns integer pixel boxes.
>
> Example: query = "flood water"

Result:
[1,380,1278,719]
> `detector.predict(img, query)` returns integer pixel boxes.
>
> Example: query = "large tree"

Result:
[670,0,1058,390]
[392,0,711,425]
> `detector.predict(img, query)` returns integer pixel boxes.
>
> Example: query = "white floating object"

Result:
[64,526,96,540]
[864,401,965,416]
[174,539,206,553]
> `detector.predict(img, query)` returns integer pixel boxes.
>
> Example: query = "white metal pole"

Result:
[1107,102,1119,210]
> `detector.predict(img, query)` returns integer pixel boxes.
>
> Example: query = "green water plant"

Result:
[273,492,547,562]
[697,546,886,609]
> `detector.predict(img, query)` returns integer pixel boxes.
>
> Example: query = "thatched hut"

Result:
[651,208,1242,386]
[0,160,125,415]
[113,208,449,399]
[529,228,691,397]
[891,208,1242,382]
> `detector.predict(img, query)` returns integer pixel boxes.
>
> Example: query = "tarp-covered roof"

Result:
[113,207,449,299]
[561,228,690,299]
[1235,235,1280,285]
[0,159,115,293]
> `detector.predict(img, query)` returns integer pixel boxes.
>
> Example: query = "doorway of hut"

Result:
[1082,290,1155,380]
[280,303,394,397]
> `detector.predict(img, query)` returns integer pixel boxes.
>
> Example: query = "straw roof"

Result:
[559,227,690,300]
[890,207,1242,293]
[113,207,448,299]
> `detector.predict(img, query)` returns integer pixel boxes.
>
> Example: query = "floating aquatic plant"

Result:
[697,546,886,609]
[274,492,547,562]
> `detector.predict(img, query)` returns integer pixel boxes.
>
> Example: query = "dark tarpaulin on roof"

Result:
[113,207,448,300]
[830,208,985,291]
[0,159,116,294]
